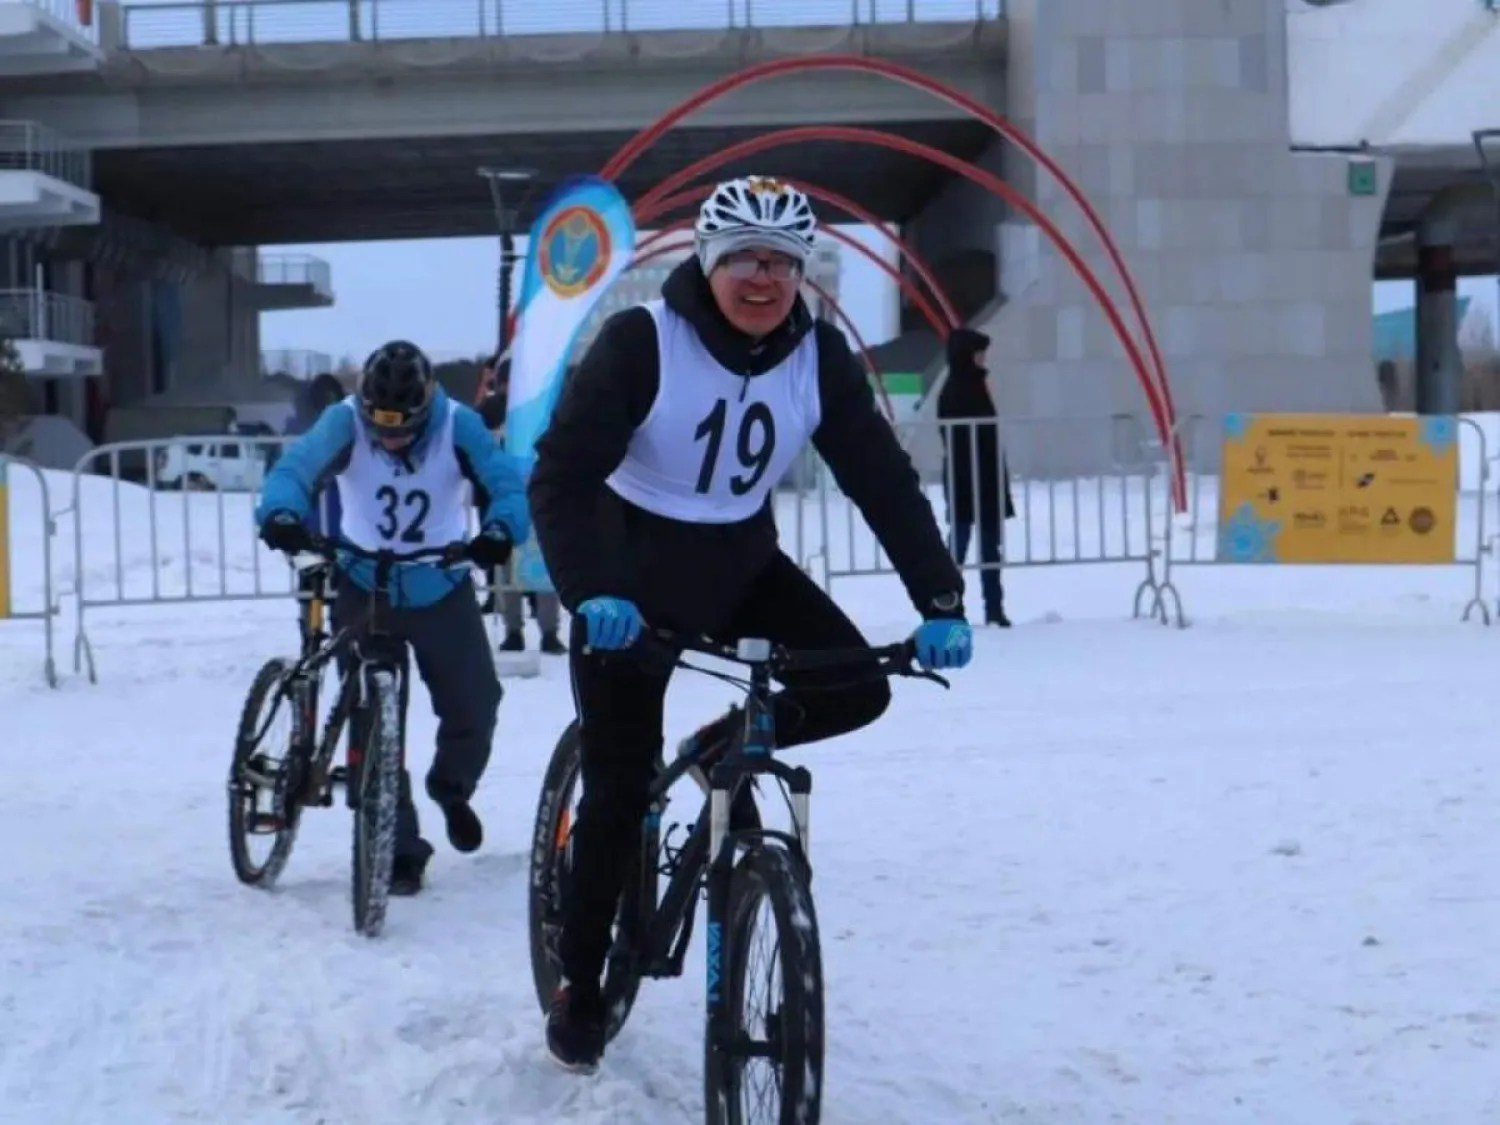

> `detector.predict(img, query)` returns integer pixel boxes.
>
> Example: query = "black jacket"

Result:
[528,257,963,636]
[937,328,1014,526]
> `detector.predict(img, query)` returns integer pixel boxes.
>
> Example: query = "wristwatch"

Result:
[930,592,963,615]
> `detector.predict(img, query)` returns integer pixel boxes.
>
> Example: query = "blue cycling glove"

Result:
[913,618,973,670]
[576,596,644,650]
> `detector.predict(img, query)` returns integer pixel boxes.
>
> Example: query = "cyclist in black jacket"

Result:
[529,175,975,1072]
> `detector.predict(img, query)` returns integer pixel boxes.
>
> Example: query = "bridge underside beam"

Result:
[96,119,994,245]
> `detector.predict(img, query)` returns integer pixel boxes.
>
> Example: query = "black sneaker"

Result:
[438,799,484,853]
[389,853,427,896]
[540,631,567,656]
[986,607,1012,628]
[499,631,525,652]
[545,981,607,1074]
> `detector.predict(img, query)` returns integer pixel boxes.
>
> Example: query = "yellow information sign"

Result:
[0,458,9,617]
[1217,413,1458,564]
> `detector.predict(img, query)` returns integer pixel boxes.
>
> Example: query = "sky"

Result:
[260,226,902,365]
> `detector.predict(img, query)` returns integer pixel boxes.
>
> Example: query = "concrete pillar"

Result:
[1414,182,1491,416]
[1414,243,1459,415]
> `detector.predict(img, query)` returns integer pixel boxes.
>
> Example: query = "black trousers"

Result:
[559,551,891,986]
[333,575,502,861]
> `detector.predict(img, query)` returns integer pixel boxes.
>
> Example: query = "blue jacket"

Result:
[256,389,530,608]
[282,409,343,539]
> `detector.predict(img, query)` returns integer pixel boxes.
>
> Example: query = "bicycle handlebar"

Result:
[635,627,951,689]
[295,534,471,569]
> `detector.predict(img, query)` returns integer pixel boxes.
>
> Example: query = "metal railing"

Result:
[0,289,95,347]
[3,413,1495,683]
[67,436,529,681]
[256,253,333,296]
[261,348,335,378]
[0,121,92,192]
[117,0,1002,49]
[802,415,1170,621]
[0,454,60,687]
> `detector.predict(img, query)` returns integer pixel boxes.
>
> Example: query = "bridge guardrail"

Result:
[118,0,1002,50]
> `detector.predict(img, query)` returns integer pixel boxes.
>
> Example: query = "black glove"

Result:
[466,524,513,569]
[260,510,313,555]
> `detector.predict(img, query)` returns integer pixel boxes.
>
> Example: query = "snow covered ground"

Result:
[1,463,1498,1123]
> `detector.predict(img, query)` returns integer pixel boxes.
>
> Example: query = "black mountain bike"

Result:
[527,629,949,1124]
[228,536,468,937]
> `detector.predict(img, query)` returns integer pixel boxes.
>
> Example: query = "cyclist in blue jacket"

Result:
[255,341,529,895]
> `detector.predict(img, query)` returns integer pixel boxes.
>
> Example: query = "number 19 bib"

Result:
[605,301,823,524]
[337,402,469,550]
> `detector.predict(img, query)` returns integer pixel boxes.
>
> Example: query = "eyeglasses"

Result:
[719,252,802,281]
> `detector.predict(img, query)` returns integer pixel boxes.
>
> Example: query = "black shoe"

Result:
[540,631,566,656]
[438,799,483,853]
[545,981,607,1073]
[986,608,1012,628]
[389,853,427,896]
[499,631,525,652]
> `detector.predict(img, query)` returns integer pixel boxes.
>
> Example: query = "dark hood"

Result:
[660,256,814,380]
[945,327,990,380]
[937,327,995,420]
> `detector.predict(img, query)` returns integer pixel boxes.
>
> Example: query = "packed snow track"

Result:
[1,514,1496,1122]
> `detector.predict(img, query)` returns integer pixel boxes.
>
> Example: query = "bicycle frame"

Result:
[254,539,469,808]
[607,633,944,1049]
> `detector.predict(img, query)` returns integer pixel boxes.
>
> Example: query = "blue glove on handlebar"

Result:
[912,618,973,671]
[577,596,644,650]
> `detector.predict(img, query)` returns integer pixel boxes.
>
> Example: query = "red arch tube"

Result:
[599,54,1184,509]
[633,126,1169,466]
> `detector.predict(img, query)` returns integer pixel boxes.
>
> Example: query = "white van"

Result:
[154,437,268,492]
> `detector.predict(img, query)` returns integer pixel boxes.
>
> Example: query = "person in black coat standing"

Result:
[937,327,1013,627]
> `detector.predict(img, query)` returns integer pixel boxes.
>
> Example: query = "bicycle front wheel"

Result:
[350,668,401,938]
[227,657,303,889]
[707,840,825,1125]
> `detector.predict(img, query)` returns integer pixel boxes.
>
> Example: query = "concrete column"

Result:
[1413,240,1459,415]
[1414,182,1491,416]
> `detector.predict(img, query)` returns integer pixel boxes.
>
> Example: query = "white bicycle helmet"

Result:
[694,176,818,273]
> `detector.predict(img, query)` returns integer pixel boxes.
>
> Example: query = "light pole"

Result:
[477,166,538,361]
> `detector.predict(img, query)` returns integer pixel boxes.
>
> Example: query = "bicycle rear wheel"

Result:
[227,657,304,888]
[707,840,825,1125]
[350,667,401,937]
[527,719,654,1042]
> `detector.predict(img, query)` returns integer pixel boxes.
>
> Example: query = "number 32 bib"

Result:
[337,403,469,550]
[606,300,823,524]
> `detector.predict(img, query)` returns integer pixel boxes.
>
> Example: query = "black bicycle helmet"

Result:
[358,340,434,440]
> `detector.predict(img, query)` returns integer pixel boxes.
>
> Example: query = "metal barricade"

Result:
[801,414,1168,620]
[68,435,543,681]
[1155,413,1493,626]
[70,436,309,682]
[0,453,60,686]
